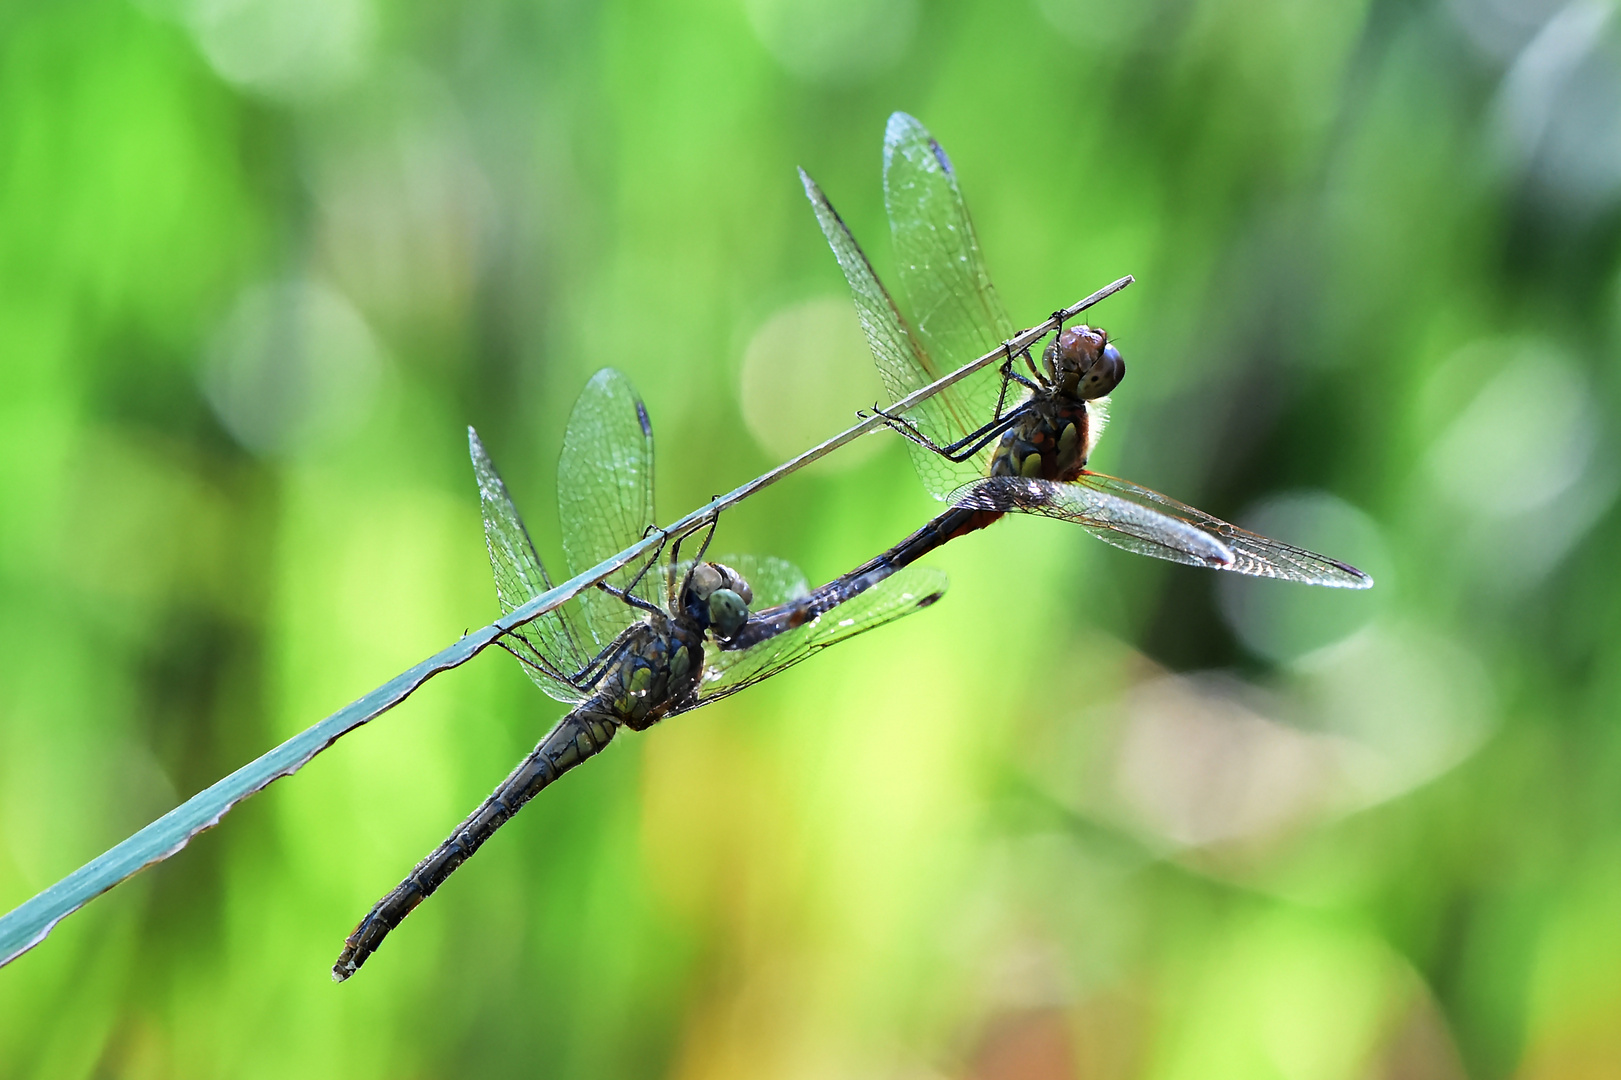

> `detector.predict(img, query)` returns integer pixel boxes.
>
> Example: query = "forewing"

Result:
[800,169,986,501]
[724,554,810,608]
[884,112,1016,484]
[684,565,948,710]
[955,474,1373,587]
[468,428,590,703]
[558,368,664,648]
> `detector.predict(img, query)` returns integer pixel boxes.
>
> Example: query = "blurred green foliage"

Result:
[3,0,1621,1076]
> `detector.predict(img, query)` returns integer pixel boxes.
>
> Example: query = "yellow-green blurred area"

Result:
[5,0,1621,1075]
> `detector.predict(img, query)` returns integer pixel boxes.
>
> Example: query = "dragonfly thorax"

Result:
[603,620,704,730]
[1043,325,1125,401]
[990,396,1094,483]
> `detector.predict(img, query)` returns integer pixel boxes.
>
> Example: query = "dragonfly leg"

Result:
[493,619,643,696]
[991,356,1015,422]
[565,622,647,689]
[595,581,663,617]
[1006,365,1042,393]
[668,513,719,569]
[865,402,1031,463]
[693,512,720,561]
[333,705,620,982]
[993,342,1042,412]
[614,524,672,603]
[491,630,579,689]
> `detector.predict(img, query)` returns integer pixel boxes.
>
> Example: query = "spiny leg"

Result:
[991,351,1017,422]
[689,511,719,563]
[493,617,645,693]
[991,338,1043,423]
[616,524,670,597]
[562,621,648,689]
[595,582,663,617]
[594,523,670,615]
[864,401,1033,463]
[1021,347,1042,380]
[489,626,578,689]
[667,512,720,569]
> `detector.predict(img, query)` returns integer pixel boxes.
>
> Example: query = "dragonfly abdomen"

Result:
[725,505,988,650]
[332,701,619,982]
[730,400,1098,655]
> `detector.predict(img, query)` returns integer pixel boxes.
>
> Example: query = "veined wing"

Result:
[884,112,1015,482]
[684,565,948,709]
[468,427,591,704]
[800,170,986,503]
[954,475,1373,588]
[1075,472,1373,586]
[558,368,665,649]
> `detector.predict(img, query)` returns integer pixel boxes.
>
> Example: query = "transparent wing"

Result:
[558,368,665,649]
[682,565,948,710]
[884,112,1016,484]
[1074,472,1373,587]
[955,475,1374,588]
[800,170,994,502]
[952,476,1232,570]
[468,428,591,704]
[724,554,809,608]
[659,554,809,611]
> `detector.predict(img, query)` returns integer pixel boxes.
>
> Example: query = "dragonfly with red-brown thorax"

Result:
[783,112,1371,605]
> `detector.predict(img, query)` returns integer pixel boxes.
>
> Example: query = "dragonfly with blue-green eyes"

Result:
[333,368,945,981]
[790,113,1371,596]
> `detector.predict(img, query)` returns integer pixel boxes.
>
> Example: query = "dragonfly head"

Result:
[1044,325,1125,400]
[681,561,754,639]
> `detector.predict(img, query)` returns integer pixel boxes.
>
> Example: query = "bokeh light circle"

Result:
[1216,491,1389,664]
[745,0,917,82]
[201,279,384,458]
[739,297,886,471]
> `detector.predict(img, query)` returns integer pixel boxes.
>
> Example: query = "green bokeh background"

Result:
[4,0,1621,1076]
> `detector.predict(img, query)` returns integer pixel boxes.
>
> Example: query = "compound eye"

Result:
[686,562,723,601]
[1081,343,1125,398]
[706,588,748,638]
[712,563,754,605]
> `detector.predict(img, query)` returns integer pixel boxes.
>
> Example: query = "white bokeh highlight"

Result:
[201,279,384,458]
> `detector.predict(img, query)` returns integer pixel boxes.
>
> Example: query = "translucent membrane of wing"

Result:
[692,565,948,708]
[469,428,591,703]
[558,368,664,648]
[884,112,1014,481]
[1075,473,1373,586]
[956,475,1374,587]
[799,171,986,502]
[953,476,1233,569]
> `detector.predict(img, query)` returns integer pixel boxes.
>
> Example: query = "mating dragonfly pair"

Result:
[333,113,1370,981]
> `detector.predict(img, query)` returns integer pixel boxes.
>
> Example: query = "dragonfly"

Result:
[333,368,946,981]
[793,112,1372,591]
